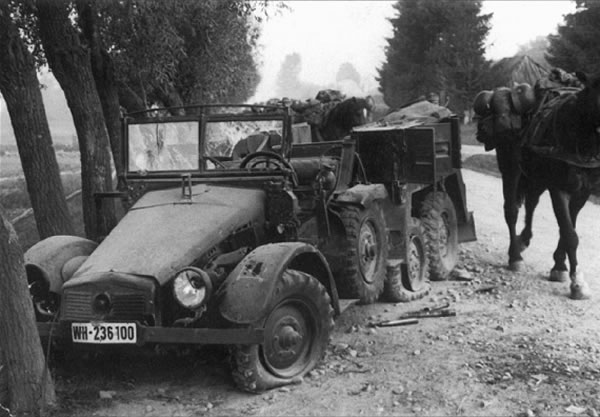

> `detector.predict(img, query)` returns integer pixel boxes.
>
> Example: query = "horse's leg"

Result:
[549,235,569,282]
[517,181,544,250]
[549,189,570,282]
[567,190,591,299]
[548,189,591,299]
[495,142,523,270]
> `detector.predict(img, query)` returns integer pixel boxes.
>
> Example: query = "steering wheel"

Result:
[240,151,298,186]
[240,151,292,170]
[202,156,227,169]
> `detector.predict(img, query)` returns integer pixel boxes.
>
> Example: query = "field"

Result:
[0,150,85,249]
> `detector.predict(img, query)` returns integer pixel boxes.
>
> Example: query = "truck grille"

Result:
[112,294,147,320]
[62,291,93,320]
[62,290,148,321]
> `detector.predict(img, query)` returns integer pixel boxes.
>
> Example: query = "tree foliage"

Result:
[97,0,264,110]
[378,0,491,116]
[336,62,361,85]
[274,52,321,99]
[275,52,303,98]
[546,1,600,74]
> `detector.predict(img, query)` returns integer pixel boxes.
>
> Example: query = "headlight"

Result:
[172,267,213,310]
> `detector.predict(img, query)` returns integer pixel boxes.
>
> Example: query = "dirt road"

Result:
[53,167,600,417]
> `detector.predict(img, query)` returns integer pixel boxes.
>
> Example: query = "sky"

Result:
[251,0,577,101]
[0,1,580,144]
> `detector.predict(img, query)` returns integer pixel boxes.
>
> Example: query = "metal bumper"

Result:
[37,322,264,346]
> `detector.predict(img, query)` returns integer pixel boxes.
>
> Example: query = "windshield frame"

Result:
[122,105,292,180]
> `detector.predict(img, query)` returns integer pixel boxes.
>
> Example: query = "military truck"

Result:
[26,103,475,392]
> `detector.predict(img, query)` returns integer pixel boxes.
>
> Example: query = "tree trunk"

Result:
[77,2,123,178]
[117,82,147,115]
[0,7,74,239]
[0,207,56,416]
[36,0,116,241]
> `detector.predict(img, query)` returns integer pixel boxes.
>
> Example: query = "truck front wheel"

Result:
[420,192,459,280]
[230,269,334,393]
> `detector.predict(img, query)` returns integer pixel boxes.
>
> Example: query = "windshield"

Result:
[127,118,284,173]
[205,120,283,160]
[128,121,199,172]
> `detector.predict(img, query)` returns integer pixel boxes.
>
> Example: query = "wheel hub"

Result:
[262,304,312,378]
[359,221,379,283]
[407,235,425,291]
[275,324,303,350]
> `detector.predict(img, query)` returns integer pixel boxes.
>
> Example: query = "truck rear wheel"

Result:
[230,269,334,393]
[384,218,430,302]
[337,204,388,304]
[420,192,459,281]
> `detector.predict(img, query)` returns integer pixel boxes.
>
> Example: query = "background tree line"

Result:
[377,0,600,121]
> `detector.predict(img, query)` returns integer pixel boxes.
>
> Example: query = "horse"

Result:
[478,71,600,300]
[519,71,600,299]
[315,96,374,141]
[474,87,543,272]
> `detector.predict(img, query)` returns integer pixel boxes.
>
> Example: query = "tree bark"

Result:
[0,206,56,416]
[77,1,124,177]
[0,6,74,239]
[36,0,116,241]
[117,82,147,115]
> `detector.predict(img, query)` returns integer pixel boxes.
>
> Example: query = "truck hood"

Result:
[72,184,265,284]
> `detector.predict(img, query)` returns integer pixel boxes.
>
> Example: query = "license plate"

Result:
[71,322,137,344]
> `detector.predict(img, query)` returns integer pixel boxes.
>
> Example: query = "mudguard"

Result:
[219,242,339,324]
[24,235,98,294]
[333,183,388,208]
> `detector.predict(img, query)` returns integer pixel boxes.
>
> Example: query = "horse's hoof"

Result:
[549,269,569,282]
[570,282,592,300]
[570,272,592,300]
[509,261,524,272]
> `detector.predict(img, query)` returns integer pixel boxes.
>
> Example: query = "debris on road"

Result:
[475,285,497,293]
[399,303,457,319]
[565,405,586,415]
[372,318,419,327]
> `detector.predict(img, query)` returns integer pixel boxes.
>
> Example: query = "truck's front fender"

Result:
[24,235,98,294]
[219,242,339,324]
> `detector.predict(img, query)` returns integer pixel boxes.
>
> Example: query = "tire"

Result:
[384,218,431,302]
[336,203,388,304]
[419,192,459,281]
[230,269,334,393]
